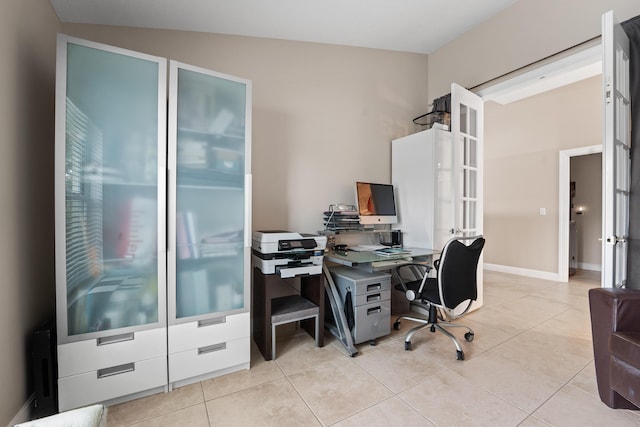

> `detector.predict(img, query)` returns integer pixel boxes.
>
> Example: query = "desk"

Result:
[325,247,436,270]
[322,247,435,357]
[252,267,325,361]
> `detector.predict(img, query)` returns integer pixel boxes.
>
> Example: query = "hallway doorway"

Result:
[559,146,602,283]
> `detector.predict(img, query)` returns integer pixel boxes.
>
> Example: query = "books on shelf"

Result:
[374,247,412,257]
[177,211,243,259]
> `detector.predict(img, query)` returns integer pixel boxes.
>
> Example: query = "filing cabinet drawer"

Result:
[352,277,391,296]
[329,266,391,297]
[58,355,167,412]
[169,336,250,383]
[352,290,391,307]
[57,327,166,377]
[352,300,391,344]
[168,312,249,354]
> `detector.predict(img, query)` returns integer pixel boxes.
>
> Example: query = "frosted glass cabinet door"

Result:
[168,61,251,322]
[55,35,167,343]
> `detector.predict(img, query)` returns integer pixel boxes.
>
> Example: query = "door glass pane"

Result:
[64,43,160,336]
[465,200,477,234]
[468,138,477,168]
[175,68,247,319]
[460,104,468,134]
[468,169,477,198]
[470,108,477,138]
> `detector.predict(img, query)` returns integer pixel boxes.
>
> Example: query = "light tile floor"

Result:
[106,270,640,426]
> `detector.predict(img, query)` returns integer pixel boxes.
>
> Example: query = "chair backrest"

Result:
[438,236,485,309]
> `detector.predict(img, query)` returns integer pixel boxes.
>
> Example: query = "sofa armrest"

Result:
[589,287,640,409]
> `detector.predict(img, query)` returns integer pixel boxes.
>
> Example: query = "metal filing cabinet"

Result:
[329,266,391,344]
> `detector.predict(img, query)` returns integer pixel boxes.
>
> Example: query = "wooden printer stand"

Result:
[252,267,325,361]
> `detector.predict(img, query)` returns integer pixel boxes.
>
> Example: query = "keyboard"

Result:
[371,257,413,268]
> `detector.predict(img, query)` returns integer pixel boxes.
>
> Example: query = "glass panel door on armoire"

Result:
[168,61,251,324]
[55,36,167,344]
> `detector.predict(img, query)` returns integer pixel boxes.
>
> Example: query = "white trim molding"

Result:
[484,263,560,282]
[558,145,602,283]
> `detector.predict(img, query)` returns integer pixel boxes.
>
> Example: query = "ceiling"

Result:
[49,0,520,54]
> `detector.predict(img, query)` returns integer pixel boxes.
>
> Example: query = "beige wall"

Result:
[571,153,603,269]
[428,0,640,100]
[431,0,640,276]
[60,24,430,234]
[0,1,60,424]
[484,76,601,273]
[4,1,640,421]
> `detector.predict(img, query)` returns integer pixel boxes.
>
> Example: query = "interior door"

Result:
[450,83,484,311]
[451,83,484,239]
[602,10,631,289]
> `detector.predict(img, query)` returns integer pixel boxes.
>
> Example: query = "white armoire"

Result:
[55,35,251,411]
[391,83,484,310]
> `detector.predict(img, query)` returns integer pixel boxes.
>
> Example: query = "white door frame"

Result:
[558,144,602,282]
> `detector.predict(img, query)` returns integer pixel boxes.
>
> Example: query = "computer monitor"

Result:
[355,182,398,225]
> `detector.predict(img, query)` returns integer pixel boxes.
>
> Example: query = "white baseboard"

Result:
[577,262,601,272]
[484,263,560,281]
[8,393,34,426]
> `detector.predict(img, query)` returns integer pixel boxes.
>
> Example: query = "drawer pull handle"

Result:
[366,283,382,292]
[97,363,135,379]
[198,317,226,328]
[198,342,227,355]
[97,332,134,346]
[367,294,381,302]
[367,306,382,315]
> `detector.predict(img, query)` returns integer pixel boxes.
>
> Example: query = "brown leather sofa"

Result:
[589,287,640,409]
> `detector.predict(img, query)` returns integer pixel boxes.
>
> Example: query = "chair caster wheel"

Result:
[456,350,465,360]
[404,341,412,351]
[393,321,401,330]
[464,332,474,342]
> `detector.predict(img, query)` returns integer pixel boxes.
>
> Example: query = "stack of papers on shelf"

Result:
[322,206,362,231]
[374,247,412,257]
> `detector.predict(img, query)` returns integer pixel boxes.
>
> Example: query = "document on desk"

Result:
[349,244,387,252]
[374,247,412,257]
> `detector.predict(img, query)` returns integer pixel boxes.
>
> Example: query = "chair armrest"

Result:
[394,263,432,293]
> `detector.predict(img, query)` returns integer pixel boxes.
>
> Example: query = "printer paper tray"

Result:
[276,264,322,278]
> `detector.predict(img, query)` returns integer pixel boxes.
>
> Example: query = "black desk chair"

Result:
[393,236,485,360]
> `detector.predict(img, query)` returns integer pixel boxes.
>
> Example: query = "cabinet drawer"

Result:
[352,278,391,296]
[58,328,166,377]
[169,336,250,383]
[353,290,390,307]
[352,300,391,344]
[58,355,167,412]
[169,312,249,354]
[330,266,391,296]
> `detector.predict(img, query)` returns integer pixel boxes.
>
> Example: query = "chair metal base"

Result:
[394,310,474,360]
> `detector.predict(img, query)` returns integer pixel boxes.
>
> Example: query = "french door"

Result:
[451,83,484,239]
[602,10,631,289]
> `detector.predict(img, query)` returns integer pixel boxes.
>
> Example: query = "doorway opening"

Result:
[558,146,602,283]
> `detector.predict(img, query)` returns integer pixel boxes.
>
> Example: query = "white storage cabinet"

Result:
[55,35,252,409]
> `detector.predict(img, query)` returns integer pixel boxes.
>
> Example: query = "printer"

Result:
[252,230,327,278]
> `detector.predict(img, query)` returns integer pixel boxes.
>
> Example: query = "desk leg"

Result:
[252,267,273,361]
[253,269,326,361]
[323,264,358,357]
[300,275,325,347]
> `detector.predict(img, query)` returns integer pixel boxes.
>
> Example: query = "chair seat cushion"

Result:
[610,330,640,366]
[406,278,440,304]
